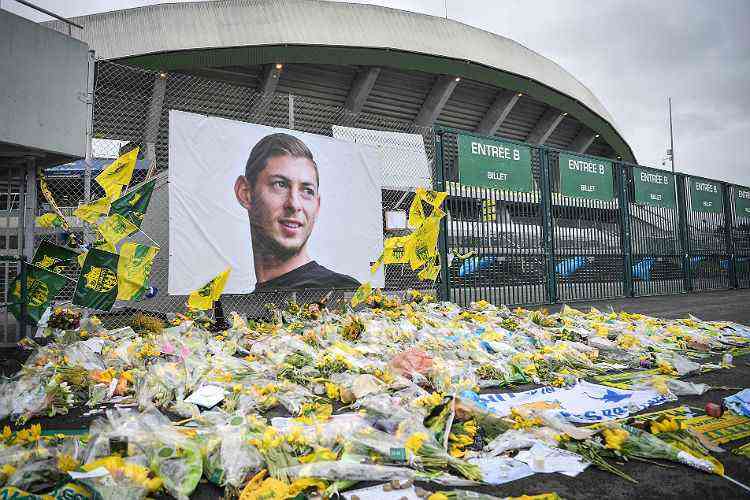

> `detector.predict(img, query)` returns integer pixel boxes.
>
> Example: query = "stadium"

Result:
[36,0,746,313]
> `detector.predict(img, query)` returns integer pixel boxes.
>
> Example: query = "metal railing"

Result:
[435,127,750,306]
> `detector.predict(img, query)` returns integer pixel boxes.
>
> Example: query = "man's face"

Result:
[236,155,320,259]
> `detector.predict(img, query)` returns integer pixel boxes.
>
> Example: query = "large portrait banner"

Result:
[169,111,384,294]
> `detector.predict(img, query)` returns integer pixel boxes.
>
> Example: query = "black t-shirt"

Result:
[252,261,360,292]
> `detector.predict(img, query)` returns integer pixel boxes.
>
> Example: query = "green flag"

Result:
[109,179,156,228]
[73,249,120,311]
[32,241,80,273]
[8,264,68,324]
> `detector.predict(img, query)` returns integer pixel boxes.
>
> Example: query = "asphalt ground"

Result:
[0,289,749,499]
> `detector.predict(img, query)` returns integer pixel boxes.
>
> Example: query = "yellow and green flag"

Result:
[187,267,231,310]
[97,213,139,249]
[73,249,120,311]
[8,264,68,324]
[95,147,139,199]
[36,213,64,228]
[32,241,79,273]
[116,242,159,300]
[73,197,111,224]
[109,179,156,228]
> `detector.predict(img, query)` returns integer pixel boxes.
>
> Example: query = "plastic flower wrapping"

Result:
[0,290,749,499]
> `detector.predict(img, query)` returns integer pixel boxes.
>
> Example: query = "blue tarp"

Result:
[632,258,655,281]
[47,158,149,176]
[458,256,497,277]
[555,256,587,278]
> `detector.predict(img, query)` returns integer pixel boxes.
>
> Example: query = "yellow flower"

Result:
[404,432,428,454]
[239,476,290,500]
[299,447,337,463]
[428,493,450,500]
[657,360,678,376]
[57,453,79,472]
[602,428,629,450]
[232,384,243,393]
[325,382,340,400]
[0,464,16,476]
[414,392,444,408]
[288,477,326,496]
[1,426,12,441]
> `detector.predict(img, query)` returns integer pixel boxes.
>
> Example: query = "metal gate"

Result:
[626,165,685,296]
[436,128,749,307]
[437,131,547,306]
[678,174,731,291]
[727,184,750,288]
[547,149,625,302]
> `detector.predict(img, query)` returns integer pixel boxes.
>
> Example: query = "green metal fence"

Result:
[436,127,750,306]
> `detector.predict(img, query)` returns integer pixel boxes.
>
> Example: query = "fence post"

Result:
[434,131,450,302]
[617,164,634,297]
[539,148,557,303]
[19,257,28,340]
[722,183,738,289]
[676,174,692,292]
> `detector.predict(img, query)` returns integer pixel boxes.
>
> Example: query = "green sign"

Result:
[735,186,750,218]
[457,135,533,192]
[558,153,614,201]
[632,167,676,209]
[690,178,723,214]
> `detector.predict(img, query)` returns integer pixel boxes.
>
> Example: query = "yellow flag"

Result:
[408,194,426,229]
[407,215,441,270]
[73,197,111,224]
[416,188,447,210]
[117,242,159,300]
[350,281,372,307]
[97,213,138,249]
[382,235,411,265]
[418,255,441,281]
[36,213,64,228]
[409,188,448,228]
[188,267,231,310]
[95,148,139,199]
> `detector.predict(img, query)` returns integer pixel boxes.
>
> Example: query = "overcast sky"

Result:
[4,0,749,185]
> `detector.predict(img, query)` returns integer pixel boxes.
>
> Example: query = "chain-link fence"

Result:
[25,59,750,335]
[34,60,440,328]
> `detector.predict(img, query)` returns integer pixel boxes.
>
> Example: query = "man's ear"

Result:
[235,175,252,210]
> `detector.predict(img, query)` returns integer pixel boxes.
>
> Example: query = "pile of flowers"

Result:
[0,290,747,499]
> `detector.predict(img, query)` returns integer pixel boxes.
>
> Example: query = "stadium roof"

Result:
[46,0,635,162]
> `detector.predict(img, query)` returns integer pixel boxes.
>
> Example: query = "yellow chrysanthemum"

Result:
[404,432,428,454]
[57,453,79,472]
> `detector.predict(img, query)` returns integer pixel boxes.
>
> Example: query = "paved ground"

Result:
[543,288,750,324]
[1,290,749,499]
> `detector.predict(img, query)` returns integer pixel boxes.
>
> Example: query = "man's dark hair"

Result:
[244,133,319,188]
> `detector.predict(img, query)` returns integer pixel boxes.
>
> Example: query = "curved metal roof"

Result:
[49,0,634,161]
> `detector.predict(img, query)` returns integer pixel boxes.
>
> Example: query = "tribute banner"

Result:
[457,135,533,192]
[632,167,676,209]
[558,153,613,201]
[735,186,750,218]
[169,111,384,294]
[690,178,723,214]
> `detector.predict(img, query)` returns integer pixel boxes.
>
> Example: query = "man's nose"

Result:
[284,188,303,211]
